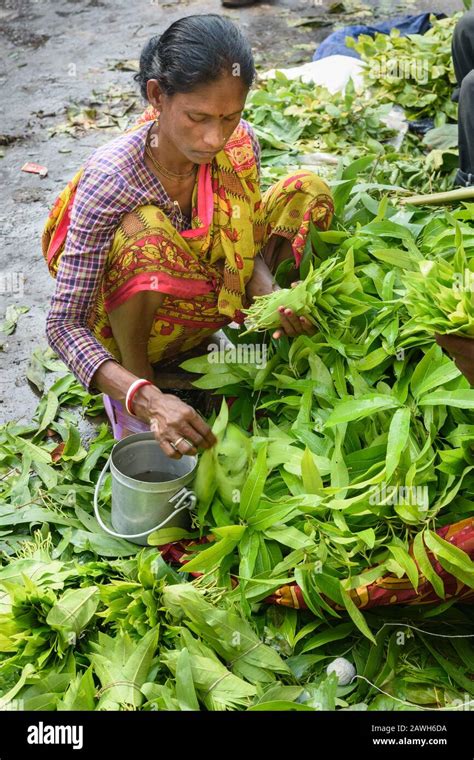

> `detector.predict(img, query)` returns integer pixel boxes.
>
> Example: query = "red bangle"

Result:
[125,379,153,417]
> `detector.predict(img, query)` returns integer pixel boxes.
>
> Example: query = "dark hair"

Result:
[134,14,255,99]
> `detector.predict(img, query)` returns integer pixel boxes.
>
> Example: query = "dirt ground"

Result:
[0,0,465,429]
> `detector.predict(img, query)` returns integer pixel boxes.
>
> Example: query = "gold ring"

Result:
[170,436,192,451]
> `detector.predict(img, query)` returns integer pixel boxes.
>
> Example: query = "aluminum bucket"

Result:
[93,432,197,546]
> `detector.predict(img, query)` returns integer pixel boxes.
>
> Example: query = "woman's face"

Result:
[147,72,249,163]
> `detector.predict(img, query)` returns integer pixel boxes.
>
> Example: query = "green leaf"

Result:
[370,248,418,270]
[46,586,100,646]
[238,529,260,580]
[194,447,216,521]
[175,647,200,711]
[77,441,112,482]
[61,425,85,460]
[253,685,304,706]
[212,525,247,541]
[419,390,474,409]
[339,583,376,643]
[300,623,354,653]
[179,354,214,374]
[249,700,313,711]
[421,637,474,696]
[37,391,59,433]
[213,398,229,436]
[424,530,474,585]
[325,394,400,426]
[413,532,445,599]
[27,350,47,393]
[263,525,314,550]
[355,529,376,549]
[411,344,449,398]
[412,360,461,399]
[342,155,377,179]
[147,527,197,546]
[247,502,298,531]
[239,442,268,521]
[31,460,58,490]
[88,629,159,710]
[57,667,96,711]
[162,584,289,682]
[1,305,29,335]
[64,527,140,557]
[192,372,242,389]
[386,407,411,479]
[180,530,245,573]
[436,556,474,590]
[301,446,323,492]
[387,544,419,591]
[312,572,344,607]
[14,437,52,464]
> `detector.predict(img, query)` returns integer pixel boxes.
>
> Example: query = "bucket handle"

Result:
[93,455,197,541]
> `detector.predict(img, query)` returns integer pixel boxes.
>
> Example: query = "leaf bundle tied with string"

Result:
[161,628,257,711]
[161,583,290,684]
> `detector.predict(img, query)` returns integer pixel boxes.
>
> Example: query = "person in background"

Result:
[435,13,474,385]
[452,10,474,188]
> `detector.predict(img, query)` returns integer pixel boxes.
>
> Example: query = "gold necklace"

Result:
[145,128,197,180]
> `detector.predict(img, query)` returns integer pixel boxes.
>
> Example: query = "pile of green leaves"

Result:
[3,208,474,711]
[244,12,463,196]
[245,73,397,166]
[241,252,384,337]
[347,14,459,121]
[177,179,474,647]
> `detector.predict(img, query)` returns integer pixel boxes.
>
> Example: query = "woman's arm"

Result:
[91,359,216,457]
[45,167,216,456]
[45,168,131,391]
[245,252,279,300]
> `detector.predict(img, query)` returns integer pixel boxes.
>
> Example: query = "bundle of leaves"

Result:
[403,225,474,337]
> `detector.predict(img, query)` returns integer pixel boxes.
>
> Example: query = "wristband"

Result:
[125,379,153,417]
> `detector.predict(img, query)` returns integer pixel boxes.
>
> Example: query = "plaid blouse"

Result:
[45,119,261,392]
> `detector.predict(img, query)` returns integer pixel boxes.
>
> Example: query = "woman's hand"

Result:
[272,281,317,340]
[133,384,217,459]
[435,333,474,386]
[246,261,317,340]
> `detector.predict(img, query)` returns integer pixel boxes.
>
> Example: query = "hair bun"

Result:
[133,15,254,101]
